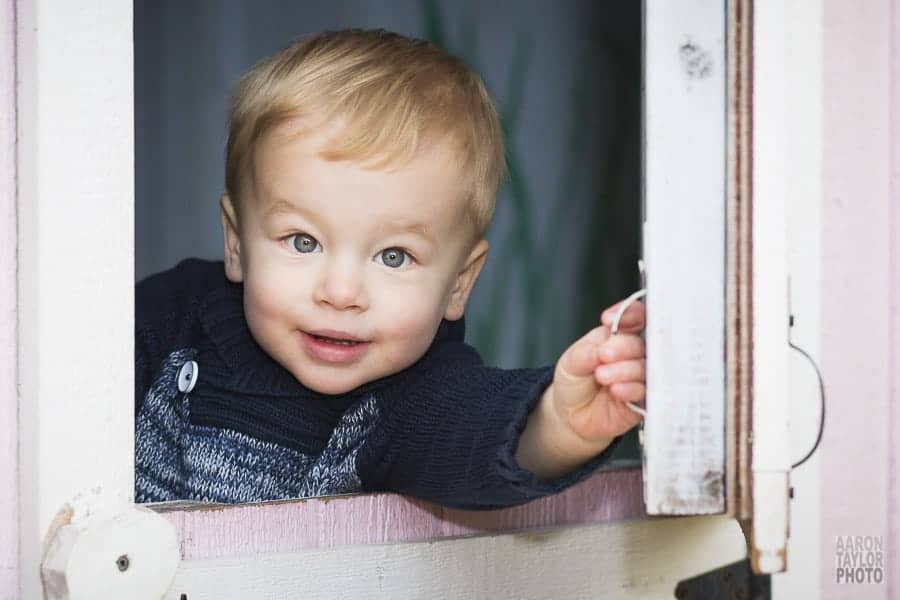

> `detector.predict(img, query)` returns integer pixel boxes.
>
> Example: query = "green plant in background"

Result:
[421,0,640,371]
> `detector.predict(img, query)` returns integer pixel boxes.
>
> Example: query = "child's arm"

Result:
[357,301,645,510]
[515,301,646,479]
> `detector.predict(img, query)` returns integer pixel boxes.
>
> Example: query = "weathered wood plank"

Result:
[163,516,747,600]
[725,0,753,522]
[642,0,727,515]
[156,468,645,560]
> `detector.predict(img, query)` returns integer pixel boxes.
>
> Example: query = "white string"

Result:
[609,288,648,418]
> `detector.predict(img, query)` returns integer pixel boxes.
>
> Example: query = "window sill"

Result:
[153,466,646,561]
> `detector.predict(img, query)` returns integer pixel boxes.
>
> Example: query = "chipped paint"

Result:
[703,470,725,499]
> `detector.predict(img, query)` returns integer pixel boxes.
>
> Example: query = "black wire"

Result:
[789,340,825,469]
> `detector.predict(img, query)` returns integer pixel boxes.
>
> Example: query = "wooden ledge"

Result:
[153,466,647,560]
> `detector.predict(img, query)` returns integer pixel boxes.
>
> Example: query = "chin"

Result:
[298,372,364,396]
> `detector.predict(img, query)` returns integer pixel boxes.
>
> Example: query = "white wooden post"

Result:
[1,0,19,597]
[15,1,136,597]
[642,0,727,515]
[749,0,792,574]
[772,0,824,593]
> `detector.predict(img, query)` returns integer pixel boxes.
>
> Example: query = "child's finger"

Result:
[609,382,645,404]
[596,333,645,363]
[558,326,610,378]
[594,358,646,386]
[600,300,646,332]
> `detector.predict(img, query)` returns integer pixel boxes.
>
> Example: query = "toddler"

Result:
[135,29,646,509]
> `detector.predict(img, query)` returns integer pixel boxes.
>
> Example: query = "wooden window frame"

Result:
[3,0,798,596]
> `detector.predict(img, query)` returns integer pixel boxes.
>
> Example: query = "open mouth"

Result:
[301,331,370,363]
[311,334,362,346]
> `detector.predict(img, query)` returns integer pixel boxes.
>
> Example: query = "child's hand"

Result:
[516,299,646,478]
[551,299,646,443]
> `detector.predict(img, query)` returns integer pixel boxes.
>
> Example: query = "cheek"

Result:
[243,266,304,331]
[383,301,438,338]
[376,283,448,348]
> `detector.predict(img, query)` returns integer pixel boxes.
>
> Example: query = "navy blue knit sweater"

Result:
[135,259,621,509]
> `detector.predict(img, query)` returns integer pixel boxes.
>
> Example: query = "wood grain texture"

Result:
[163,515,747,600]
[725,0,754,522]
[749,0,792,574]
[156,468,645,560]
[0,0,17,597]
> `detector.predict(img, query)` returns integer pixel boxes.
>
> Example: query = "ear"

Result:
[220,193,244,283]
[444,239,489,321]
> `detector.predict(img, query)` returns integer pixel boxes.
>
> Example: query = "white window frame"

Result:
[4,0,798,597]
[642,0,729,516]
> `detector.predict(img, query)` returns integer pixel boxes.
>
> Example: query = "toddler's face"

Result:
[221,123,487,395]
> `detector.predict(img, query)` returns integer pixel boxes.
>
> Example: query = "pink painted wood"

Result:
[890,0,900,595]
[157,468,646,561]
[0,0,17,596]
[821,1,896,598]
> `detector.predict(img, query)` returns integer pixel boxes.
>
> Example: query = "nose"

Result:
[313,258,368,311]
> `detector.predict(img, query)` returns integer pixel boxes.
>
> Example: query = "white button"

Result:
[177,360,198,393]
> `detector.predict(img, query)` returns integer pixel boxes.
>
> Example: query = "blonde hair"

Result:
[225,29,505,239]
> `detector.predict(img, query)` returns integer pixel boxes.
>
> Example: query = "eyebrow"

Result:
[379,219,433,242]
[264,198,307,219]
[265,199,434,243]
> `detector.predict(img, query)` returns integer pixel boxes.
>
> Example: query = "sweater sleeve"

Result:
[356,341,624,510]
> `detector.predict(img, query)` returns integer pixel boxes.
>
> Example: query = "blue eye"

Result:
[378,248,410,268]
[290,233,320,254]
